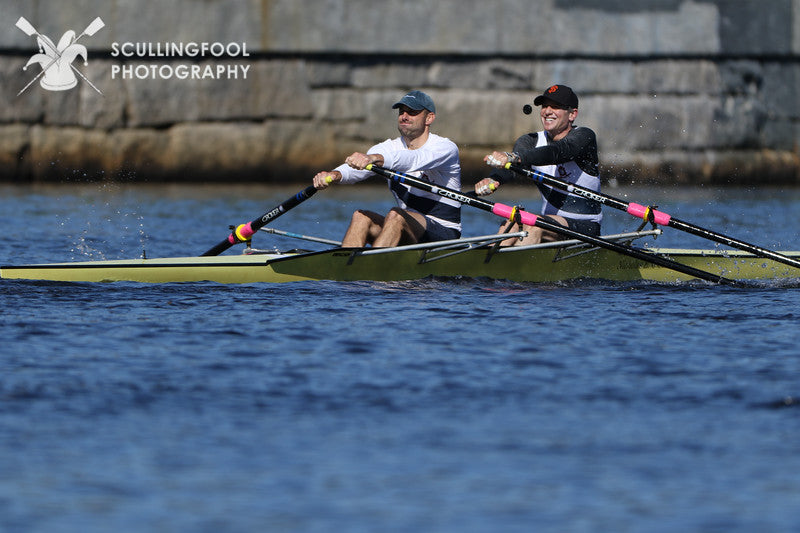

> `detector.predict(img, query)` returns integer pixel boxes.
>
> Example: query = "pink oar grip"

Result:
[492,203,538,226]
[627,203,671,226]
[491,203,514,219]
[518,211,538,226]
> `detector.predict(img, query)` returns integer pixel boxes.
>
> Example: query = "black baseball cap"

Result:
[532,84,579,109]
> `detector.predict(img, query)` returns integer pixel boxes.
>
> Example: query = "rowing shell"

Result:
[3,231,799,284]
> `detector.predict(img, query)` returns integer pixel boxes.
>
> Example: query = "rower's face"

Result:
[539,99,578,140]
[397,105,433,139]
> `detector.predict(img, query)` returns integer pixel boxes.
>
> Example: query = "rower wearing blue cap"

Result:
[312,90,461,248]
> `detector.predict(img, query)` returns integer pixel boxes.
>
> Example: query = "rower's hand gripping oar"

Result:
[504,162,800,271]
[201,183,324,256]
[366,164,744,286]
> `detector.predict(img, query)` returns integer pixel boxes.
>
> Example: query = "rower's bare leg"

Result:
[499,215,570,246]
[341,210,384,247]
[499,220,526,246]
[372,208,426,248]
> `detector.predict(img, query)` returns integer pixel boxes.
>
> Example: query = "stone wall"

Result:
[1,0,799,184]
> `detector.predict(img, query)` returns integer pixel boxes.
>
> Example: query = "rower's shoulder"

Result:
[428,133,460,151]
[513,132,541,150]
[570,126,597,140]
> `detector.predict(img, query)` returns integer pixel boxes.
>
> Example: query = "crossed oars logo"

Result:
[15,16,105,96]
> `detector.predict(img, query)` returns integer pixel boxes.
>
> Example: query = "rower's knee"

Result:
[350,209,372,224]
[383,208,405,225]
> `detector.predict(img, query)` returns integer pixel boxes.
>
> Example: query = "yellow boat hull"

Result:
[3,245,798,284]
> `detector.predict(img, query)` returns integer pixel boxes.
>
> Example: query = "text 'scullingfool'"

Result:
[110,41,251,80]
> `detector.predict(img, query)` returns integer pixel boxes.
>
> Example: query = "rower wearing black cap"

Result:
[474,84,602,246]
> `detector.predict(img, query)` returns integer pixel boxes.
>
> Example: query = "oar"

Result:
[504,162,800,271]
[201,185,319,256]
[366,164,743,286]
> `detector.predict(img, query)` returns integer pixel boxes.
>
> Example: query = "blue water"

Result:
[2,183,800,532]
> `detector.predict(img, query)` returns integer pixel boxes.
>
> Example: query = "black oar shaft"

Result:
[367,165,741,286]
[201,185,317,256]
[667,216,798,267]
[507,163,800,270]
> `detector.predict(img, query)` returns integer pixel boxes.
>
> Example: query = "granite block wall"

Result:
[1,0,798,184]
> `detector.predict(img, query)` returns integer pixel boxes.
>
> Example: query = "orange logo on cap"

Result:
[547,85,559,94]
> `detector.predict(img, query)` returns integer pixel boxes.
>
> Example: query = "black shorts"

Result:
[420,217,461,243]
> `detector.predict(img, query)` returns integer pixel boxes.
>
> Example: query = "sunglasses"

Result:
[396,106,425,116]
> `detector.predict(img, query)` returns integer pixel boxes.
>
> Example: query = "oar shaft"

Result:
[666,216,800,268]
[201,186,318,256]
[368,165,741,286]
[507,163,800,270]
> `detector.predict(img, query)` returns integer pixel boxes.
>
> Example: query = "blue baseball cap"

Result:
[392,90,436,113]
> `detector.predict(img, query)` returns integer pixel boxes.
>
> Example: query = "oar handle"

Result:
[626,203,672,226]
[201,185,318,256]
[506,162,670,223]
